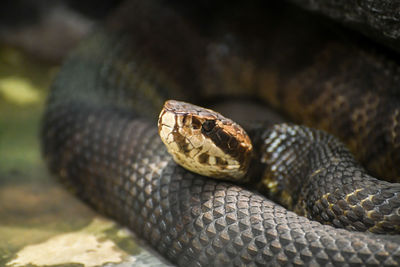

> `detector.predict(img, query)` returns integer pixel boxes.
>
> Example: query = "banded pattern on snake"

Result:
[41,0,400,265]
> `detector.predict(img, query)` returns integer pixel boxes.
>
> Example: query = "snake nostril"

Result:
[202,120,216,132]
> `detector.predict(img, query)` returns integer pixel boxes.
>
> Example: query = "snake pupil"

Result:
[202,120,216,132]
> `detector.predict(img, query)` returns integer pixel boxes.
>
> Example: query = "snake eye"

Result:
[202,120,216,132]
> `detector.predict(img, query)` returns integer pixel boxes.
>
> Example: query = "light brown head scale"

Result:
[158,100,253,181]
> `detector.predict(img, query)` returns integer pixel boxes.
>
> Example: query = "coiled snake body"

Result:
[41,0,400,266]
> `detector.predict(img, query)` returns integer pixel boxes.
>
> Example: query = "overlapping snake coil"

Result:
[41,0,400,265]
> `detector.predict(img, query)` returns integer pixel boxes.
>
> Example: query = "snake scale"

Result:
[41,0,400,266]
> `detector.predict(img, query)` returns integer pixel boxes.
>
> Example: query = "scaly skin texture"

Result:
[158,100,253,181]
[259,124,400,234]
[288,0,400,52]
[41,0,400,265]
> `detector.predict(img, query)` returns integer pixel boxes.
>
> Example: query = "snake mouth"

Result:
[158,100,253,181]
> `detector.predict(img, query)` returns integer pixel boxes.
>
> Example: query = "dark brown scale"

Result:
[201,120,215,132]
[215,157,227,166]
[216,130,230,147]
[198,153,209,164]
[202,124,249,167]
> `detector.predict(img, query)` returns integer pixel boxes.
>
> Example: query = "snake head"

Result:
[158,100,253,181]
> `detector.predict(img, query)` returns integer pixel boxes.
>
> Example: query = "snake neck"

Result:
[254,124,354,207]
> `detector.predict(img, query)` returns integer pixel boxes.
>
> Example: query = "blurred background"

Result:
[0,0,170,266]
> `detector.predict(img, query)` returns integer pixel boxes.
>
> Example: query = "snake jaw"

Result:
[158,100,253,181]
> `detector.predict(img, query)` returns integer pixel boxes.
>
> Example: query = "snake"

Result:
[41,0,400,266]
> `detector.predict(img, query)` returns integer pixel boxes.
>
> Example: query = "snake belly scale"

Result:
[41,0,400,266]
